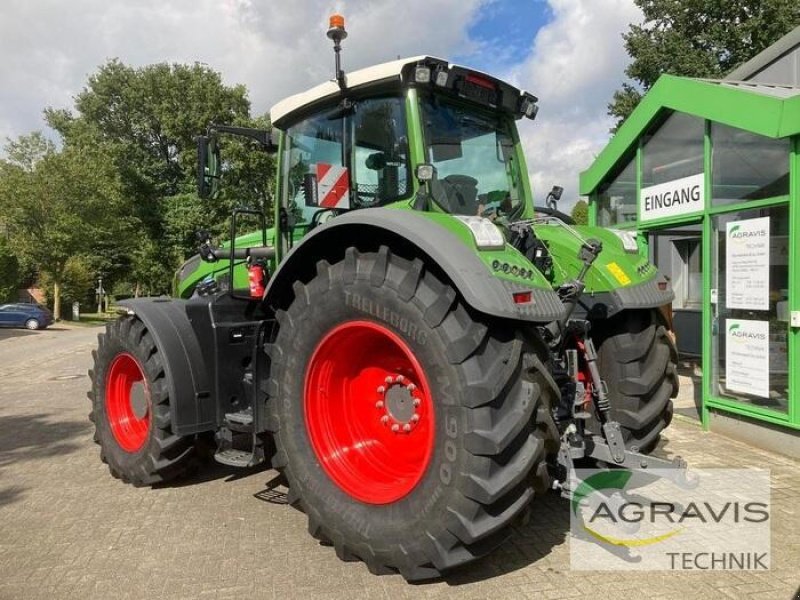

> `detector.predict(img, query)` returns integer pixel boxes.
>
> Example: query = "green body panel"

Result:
[175,227,292,298]
[403,210,554,290]
[533,225,656,292]
[580,74,800,196]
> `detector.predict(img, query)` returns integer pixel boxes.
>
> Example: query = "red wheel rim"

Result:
[105,353,151,452]
[304,320,435,504]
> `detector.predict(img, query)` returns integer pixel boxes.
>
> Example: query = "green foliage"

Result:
[0,237,21,302]
[609,0,800,129]
[44,60,274,292]
[570,200,589,225]
[40,257,95,318]
[0,132,135,318]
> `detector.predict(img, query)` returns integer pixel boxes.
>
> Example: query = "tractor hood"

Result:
[533,223,674,318]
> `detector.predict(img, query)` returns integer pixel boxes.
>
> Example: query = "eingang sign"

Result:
[640,173,705,222]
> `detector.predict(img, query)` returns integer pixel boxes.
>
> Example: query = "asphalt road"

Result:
[0,324,797,599]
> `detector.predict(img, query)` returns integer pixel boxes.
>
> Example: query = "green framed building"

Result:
[581,27,800,457]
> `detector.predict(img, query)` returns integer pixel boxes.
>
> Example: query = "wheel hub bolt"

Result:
[377,373,424,433]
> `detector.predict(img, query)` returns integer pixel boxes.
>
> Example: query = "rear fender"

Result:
[263,208,566,323]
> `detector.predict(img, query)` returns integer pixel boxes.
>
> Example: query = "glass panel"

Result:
[596,156,636,226]
[351,97,410,206]
[672,238,702,309]
[420,95,523,218]
[711,124,789,205]
[711,204,789,413]
[641,113,704,187]
[285,108,345,222]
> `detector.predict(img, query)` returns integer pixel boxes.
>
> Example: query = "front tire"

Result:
[266,247,559,580]
[25,318,40,330]
[88,316,200,486]
[591,309,679,453]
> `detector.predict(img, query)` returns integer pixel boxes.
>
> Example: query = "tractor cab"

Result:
[191,38,543,297]
[267,53,539,247]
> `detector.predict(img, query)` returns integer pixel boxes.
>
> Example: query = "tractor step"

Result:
[214,447,264,468]
[224,408,254,432]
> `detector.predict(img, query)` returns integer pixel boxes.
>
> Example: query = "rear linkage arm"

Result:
[511,218,694,497]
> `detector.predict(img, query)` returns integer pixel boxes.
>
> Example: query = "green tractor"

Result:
[89,16,684,581]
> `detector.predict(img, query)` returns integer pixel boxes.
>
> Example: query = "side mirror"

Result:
[545,185,563,212]
[197,135,221,199]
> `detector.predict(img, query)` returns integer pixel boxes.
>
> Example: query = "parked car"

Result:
[0,303,53,330]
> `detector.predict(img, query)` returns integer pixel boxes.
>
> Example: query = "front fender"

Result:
[265,208,566,323]
[118,298,216,435]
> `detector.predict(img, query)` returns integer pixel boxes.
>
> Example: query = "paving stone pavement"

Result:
[0,325,798,600]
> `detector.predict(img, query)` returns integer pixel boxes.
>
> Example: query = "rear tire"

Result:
[265,247,559,580]
[591,309,679,453]
[88,316,200,486]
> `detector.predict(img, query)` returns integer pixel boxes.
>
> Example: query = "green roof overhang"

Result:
[579,74,800,196]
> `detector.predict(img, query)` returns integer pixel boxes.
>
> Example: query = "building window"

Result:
[672,238,702,309]
[596,155,636,226]
[711,124,789,205]
[711,204,790,412]
[641,112,704,187]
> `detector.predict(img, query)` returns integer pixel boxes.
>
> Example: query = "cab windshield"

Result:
[420,96,523,218]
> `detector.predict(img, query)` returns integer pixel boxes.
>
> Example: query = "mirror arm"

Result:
[208,124,278,152]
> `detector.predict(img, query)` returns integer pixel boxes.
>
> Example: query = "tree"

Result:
[39,256,94,319]
[46,60,274,293]
[0,236,20,302]
[609,0,800,129]
[0,134,134,319]
[571,199,589,225]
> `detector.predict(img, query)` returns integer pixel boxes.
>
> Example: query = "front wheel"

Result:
[25,318,40,330]
[88,316,200,486]
[266,247,559,580]
[590,308,679,453]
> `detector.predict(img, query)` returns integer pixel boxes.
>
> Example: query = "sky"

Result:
[0,0,643,210]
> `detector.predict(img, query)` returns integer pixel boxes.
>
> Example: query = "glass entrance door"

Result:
[710,204,790,414]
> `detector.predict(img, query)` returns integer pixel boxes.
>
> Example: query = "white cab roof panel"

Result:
[270,56,430,126]
[269,55,525,127]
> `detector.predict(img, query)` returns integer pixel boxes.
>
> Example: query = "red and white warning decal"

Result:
[316,163,350,209]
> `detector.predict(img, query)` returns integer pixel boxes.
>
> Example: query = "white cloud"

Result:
[0,0,640,216]
[0,0,484,144]
[506,0,642,211]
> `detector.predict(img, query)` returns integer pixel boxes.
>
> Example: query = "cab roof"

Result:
[269,55,528,128]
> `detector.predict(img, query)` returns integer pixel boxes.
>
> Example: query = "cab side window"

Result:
[351,97,410,206]
[285,111,346,223]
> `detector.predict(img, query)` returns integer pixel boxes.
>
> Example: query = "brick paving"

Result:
[0,326,798,600]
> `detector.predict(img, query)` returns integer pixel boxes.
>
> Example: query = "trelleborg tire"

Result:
[590,308,679,453]
[88,315,199,486]
[265,246,559,580]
